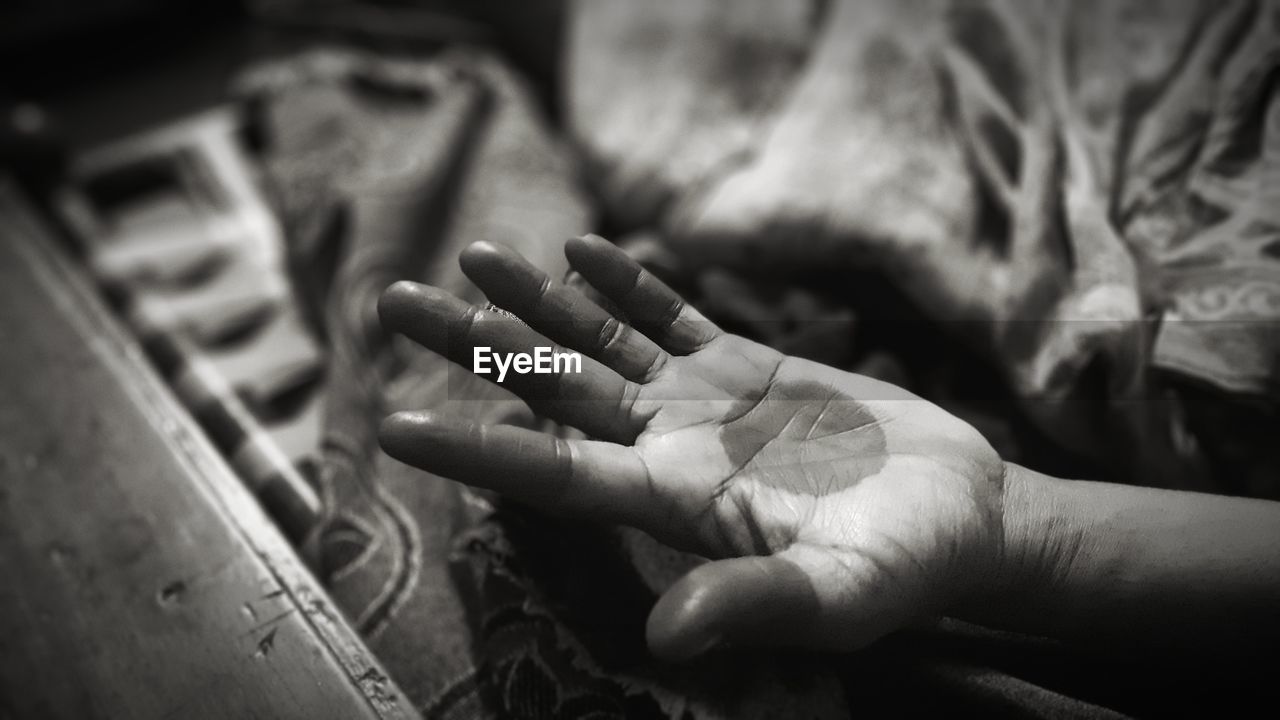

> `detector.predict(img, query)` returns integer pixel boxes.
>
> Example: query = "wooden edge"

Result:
[2,178,420,719]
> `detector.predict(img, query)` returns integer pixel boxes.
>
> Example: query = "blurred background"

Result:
[2,1,1278,717]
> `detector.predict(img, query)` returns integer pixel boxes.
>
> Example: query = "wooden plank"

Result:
[0,180,418,720]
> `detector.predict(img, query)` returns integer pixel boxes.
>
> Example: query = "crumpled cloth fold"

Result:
[568,0,1280,492]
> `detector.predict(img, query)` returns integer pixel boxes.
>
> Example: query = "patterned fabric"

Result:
[239,49,514,714]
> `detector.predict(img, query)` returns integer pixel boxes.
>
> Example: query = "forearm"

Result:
[967,462,1280,653]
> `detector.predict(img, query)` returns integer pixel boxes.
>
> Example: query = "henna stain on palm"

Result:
[710,379,889,556]
[718,379,888,494]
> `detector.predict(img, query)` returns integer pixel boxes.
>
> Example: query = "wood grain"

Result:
[0,179,418,719]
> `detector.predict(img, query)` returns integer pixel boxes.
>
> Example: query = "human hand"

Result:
[378,235,1007,660]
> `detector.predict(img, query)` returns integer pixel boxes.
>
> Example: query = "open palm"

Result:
[379,235,1007,659]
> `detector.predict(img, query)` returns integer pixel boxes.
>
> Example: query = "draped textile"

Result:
[568,0,1280,494]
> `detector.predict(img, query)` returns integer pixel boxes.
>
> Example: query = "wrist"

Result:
[952,462,1280,651]
[954,461,1109,633]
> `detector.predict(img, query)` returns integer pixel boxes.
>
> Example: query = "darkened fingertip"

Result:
[458,242,508,290]
[646,576,722,661]
[647,556,824,661]
[460,241,545,303]
[564,233,614,265]
[566,235,643,297]
[566,234,612,252]
[458,240,515,275]
[377,410,437,458]
[377,280,437,332]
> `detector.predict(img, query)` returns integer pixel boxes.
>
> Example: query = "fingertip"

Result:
[565,234,626,283]
[461,241,537,297]
[377,280,426,332]
[564,233,606,260]
[647,555,826,661]
[646,571,722,661]
[458,240,506,273]
[377,283,464,354]
[563,236,585,262]
[377,410,435,458]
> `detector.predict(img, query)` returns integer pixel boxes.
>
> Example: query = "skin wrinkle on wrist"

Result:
[985,462,1191,646]
[962,461,1280,655]
[962,462,1101,635]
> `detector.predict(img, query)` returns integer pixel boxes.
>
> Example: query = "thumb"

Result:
[645,546,916,660]
[645,550,820,661]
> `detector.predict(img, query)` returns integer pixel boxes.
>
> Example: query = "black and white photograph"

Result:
[1,1,1278,717]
